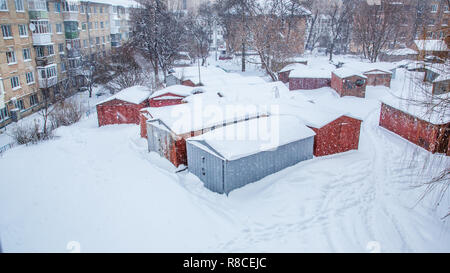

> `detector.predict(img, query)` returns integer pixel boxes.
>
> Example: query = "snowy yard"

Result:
[0,57,449,253]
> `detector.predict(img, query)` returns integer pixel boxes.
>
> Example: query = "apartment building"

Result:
[79,1,111,59]
[423,0,449,40]
[109,4,131,49]
[0,0,134,128]
[0,0,40,126]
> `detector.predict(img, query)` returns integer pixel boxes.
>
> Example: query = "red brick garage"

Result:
[379,103,449,155]
[96,86,151,127]
[310,115,362,156]
[148,85,196,107]
[331,68,367,98]
[363,69,392,87]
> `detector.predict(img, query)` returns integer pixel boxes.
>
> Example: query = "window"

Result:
[47,45,54,55]
[0,107,8,121]
[83,39,87,48]
[11,76,20,89]
[0,0,8,11]
[61,61,66,72]
[18,24,28,37]
[100,21,104,29]
[35,46,44,57]
[93,6,97,13]
[56,23,62,33]
[82,22,87,30]
[26,71,34,84]
[95,22,98,29]
[1,25,12,38]
[54,2,61,12]
[30,20,50,34]
[58,43,64,53]
[30,94,39,106]
[39,65,57,79]
[96,37,100,45]
[431,4,438,13]
[15,0,24,11]
[100,7,103,13]
[6,51,16,64]
[102,36,105,43]
[80,5,84,13]
[88,22,92,29]
[16,100,24,110]
[22,48,31,61]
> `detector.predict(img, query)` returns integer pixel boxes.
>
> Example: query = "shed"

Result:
[379,96,449,155]
[96,86,151,127]
[379,48,418,62]
[186,116,315,194]
[148,85,200,107]
[433,76,450,95]
[413,40,449,60]
[331,68,367,98]
[363,69,392,88]
[280,103,362,156]
[146,104,268,167]
[288,68,332,90]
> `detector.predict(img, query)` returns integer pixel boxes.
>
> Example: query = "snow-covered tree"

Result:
[130,0,185,84]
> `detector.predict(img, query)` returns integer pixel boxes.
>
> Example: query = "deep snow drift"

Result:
[0,57,449,252]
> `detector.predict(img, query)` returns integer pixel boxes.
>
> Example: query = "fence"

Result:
[0,142,15,155]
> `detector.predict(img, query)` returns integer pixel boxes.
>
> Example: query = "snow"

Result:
[289,67,332,79]
[414,40,449,51]
[98,86,151,105]
[333,68,367,79]
[144,101,270,135]
[149,85,196,99]
[188,116,316,161]
[280,63,307,73]
[383,48,418,56]
[363,69,392,75]
[1,55,449,253]
[91,0,138,8]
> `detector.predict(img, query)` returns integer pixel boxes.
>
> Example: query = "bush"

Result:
[49,101,84,128]
[11,121,53,145]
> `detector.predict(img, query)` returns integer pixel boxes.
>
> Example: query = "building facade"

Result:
[0,0,132,128]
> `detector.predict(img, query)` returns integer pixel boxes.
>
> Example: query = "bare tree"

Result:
[130,0,185,85]
[353,0,406,62]
[326,0,355,61]
[215,0,257,72]
[185,12,212,66]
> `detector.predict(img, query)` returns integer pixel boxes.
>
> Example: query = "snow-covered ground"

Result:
[0,57,449,253]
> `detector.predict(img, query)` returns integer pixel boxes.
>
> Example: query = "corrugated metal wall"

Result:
[187,142,224,193]
[223,137,314,194]
[187,136,314,194]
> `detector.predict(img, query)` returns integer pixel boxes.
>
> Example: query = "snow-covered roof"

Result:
[86,0,138,7]
[333,68,367,79]
[149,85,198,99]
[187,116,316,161]
[279,63,307,73]
[363,69,392,75]
[289,67,332,79]
[98,86,151,105]
[414,40,449,52]
[144,102,269,135]
[383,48,418,56]
[380,74,450,124]
[276,97,357,128]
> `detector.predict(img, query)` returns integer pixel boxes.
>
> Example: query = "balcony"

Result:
[32,33,52,45]
[66,48,81,58]
[111,26,120,34]
[36,55,55,67]
[111,41,121,47]
[39,76,58,88]
[68,67,83,77]
[63,12,79,22]
[65,31,80,39]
